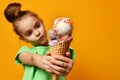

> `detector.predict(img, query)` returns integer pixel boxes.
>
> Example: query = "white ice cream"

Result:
[55,22,72,35]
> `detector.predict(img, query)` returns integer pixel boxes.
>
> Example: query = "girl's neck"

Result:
[32,42,49,47]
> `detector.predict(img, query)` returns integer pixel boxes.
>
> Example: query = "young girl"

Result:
[4,3,75,80]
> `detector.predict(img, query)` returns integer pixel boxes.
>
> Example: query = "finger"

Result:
[53,55,73,63]
[42,59,50,66]
[68,36,73,41]
[50,59,68,68]
[45,67,53,73]
[49,64,66,76]
[42,56,53,67]
[46,69,53,73]
[65,51,71,58]
[44,64,54,73]
[45,51,51,56]
[42,58,54,73]
[44,55,54,61]
[52,68,69,76]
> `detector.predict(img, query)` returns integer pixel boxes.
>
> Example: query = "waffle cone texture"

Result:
[50,41,70,80]
[50,41,70,56]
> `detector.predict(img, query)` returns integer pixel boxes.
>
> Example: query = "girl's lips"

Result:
[39,35,44,41]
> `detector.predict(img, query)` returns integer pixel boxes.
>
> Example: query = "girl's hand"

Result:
[41,52,54,73]
[33,52,53,73]
[49,51,74,76]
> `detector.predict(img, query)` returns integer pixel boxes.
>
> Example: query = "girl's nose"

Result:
[34,30,40,36]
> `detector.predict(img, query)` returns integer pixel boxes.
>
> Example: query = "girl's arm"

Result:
[18,51,74,76]
[18,52,53,72]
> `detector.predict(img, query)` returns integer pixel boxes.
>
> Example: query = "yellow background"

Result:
[0,0,120,80]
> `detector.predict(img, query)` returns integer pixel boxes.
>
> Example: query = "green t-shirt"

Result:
[15,46,75,80]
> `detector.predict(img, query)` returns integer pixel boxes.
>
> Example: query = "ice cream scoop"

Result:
[53,17,73,36]
[49,17,73,46]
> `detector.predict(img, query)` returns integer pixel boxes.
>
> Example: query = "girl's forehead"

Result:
[17,16,38,27]
[21,15,38,23]
[16,16,39,31]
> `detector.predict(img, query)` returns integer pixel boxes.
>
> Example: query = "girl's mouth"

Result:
[39,35,44,41]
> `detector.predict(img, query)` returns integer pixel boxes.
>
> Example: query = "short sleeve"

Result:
[69,47,76,59]
[15,46,32,64]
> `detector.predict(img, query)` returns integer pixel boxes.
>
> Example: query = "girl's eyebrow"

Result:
[34,20,40,26]
[24,29,32,35]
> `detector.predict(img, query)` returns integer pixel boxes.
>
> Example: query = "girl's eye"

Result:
[25,31,32,36]
[35,22,40,28]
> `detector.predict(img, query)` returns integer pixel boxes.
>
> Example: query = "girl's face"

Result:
[16,15,48,46]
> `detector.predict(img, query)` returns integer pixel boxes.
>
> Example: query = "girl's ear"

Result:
[19,37,28,42]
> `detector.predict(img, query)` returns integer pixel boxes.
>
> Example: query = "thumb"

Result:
[65,51,71,58]
[46,51,51,56]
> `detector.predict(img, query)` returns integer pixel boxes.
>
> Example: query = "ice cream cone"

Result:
[49,17,73,80]
[50,41,70,80]
[52,74,58,80]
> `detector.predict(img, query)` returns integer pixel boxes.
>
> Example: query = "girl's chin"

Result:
[32,39,48,46]
[39,40,48,46]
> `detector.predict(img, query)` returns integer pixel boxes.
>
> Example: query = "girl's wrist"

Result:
[33,54,45,69]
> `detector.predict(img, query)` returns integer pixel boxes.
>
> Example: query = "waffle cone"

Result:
[50,41,70,56]
[50,41,70,80]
